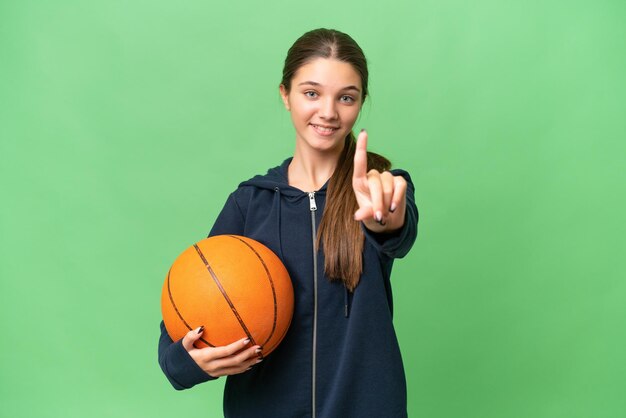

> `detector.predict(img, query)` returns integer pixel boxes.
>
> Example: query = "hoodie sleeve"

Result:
[362,169,418,259]
[157,192,245,390]
[158,321,217,390]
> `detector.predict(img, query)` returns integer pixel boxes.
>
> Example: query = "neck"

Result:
[288,140,345,192]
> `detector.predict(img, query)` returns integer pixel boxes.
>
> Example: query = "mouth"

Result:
[310,123,339,136]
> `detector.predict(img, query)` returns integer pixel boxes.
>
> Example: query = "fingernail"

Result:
[197,326,204,334]
[255,348,262,354]
[390,203,397,213]
[360,128,365,133]
[243,338,250,344]
[256,358,263,363]
[375,211,382,222]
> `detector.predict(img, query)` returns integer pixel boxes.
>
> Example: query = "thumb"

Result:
[354,205,373,222]
[182,326,204,352]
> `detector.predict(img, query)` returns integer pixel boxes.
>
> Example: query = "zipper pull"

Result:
[308,192,317,211]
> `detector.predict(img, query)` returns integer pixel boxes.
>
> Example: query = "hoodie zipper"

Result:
[308,191,318,418]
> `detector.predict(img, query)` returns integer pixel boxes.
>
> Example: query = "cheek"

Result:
[291,101,316,120]
[343,108,361,125]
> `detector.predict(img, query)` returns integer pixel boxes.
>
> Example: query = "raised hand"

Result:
[352,129,407,233]
[182,326,263,378]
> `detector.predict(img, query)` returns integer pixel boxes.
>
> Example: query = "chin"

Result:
[310,137,345,153]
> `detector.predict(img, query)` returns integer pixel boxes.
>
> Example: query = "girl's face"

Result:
[280,58,363,155]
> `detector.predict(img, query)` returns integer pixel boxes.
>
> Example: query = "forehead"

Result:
[291,58,362,90]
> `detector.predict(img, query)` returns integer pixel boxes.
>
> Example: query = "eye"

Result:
[304,91,318,99]
[340,95,356,104]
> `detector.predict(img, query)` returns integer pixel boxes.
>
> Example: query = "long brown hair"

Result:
[281,28,390,291]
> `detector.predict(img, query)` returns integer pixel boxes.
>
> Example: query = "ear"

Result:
[279,84,291,111]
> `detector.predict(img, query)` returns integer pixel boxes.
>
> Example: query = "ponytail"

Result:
[316,133,391,291]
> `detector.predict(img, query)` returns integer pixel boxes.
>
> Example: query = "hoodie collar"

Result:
[239,158,329,196]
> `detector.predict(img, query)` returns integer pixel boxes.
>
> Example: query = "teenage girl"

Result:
[158,28,418,418]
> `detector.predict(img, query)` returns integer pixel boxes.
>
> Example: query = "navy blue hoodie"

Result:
[158,157,418,418]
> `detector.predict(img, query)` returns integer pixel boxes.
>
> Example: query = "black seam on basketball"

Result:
[226,235,278,348]
[167,268,214,347]
[193,243,257,346]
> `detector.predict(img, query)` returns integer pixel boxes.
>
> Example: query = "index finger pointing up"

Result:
[353,129,368,182]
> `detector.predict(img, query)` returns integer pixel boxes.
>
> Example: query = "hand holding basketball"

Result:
[352,129,407,232]
[182,327,263,378]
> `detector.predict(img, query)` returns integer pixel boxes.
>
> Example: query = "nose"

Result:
[318,97,338,120]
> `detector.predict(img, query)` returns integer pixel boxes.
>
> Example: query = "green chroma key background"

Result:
[1,0,625,417]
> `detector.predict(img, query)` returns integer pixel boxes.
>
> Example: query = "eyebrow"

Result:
[297,81,361,93]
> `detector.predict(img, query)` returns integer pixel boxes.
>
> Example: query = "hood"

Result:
[238,157,328,197]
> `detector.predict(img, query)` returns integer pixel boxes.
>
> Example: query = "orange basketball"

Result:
[161,235,294,356]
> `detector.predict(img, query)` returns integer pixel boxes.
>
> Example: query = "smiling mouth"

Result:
[310,124,339,135]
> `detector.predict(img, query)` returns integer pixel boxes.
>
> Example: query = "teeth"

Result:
[312,124,336,133]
